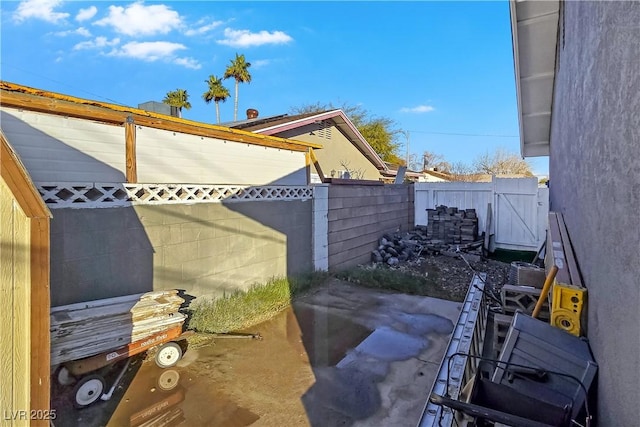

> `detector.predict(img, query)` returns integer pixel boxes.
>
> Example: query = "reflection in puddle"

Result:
[339,327,426,364]
[293,305,372,367]
[108,362,259,427]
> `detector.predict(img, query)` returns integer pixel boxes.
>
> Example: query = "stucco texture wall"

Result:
[549,2,640,424]
[327,184,414,270]
[50,200,312,306]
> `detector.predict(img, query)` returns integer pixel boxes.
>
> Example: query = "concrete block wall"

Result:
[327,184,414,270]
[50,200,312,306]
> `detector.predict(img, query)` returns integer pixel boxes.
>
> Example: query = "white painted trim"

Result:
[37,182,313,209]
[312,184,329,271]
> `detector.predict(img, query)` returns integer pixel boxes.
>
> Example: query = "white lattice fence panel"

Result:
[37,183,314,208]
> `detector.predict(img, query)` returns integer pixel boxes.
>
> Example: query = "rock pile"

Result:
[371,227,484,267]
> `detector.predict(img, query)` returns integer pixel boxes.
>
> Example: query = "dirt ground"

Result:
[51,254,511,427]
[398,252,511,299]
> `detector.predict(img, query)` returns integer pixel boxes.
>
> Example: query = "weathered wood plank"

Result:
[51,314,186,365]
[546,212,572,286]
[556,212,583,288]
[51,311,185,342]
[50,290,179,313]
[51,295,183,326]
[50,291,186,365]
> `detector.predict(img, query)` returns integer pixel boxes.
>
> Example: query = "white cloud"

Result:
[108,41,186,61]
[76,6,97,22]
[73,36,120,50]
[400,105,435,113]
[54,27,91,37]
[14,0,69,24]
[173,57,201,69]
[184,20,224,36]
[217,28,293,48]
[94,2,182,37]
[252,59,270,69]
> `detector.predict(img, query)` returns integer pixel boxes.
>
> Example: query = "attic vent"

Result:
[316,120,332,139]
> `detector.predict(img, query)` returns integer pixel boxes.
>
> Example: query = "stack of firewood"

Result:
[50,290,186,365]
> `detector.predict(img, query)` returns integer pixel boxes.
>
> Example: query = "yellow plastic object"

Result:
[550,284,586,336]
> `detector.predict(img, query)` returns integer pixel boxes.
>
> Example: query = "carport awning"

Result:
[510,0,560,157]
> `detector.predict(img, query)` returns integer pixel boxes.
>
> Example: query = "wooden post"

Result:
[305,149,311,184]
[309,148,326,183]
[30,217,50,426]
[125,116,137,183]
[483,203,492,256]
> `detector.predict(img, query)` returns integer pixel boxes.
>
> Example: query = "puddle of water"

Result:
[107,362,260,427]
[51,287,458,427]
[302,365,381,424]
[292,304,372,367]
[51,350,261,427]
[339,326,426,364]
[392,312,455,336]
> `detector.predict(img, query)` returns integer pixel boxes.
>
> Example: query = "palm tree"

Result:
[202,75,230,124]
[223,53,252,121]
[163,89,191,118]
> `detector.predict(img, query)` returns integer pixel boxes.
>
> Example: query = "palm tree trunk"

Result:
[215,102,220,124]
[234,80,239,121]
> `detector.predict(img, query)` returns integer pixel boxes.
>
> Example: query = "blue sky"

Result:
[0,0,549,176]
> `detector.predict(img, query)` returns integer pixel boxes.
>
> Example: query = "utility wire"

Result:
[408,130,519,138]
[0,62,129,106]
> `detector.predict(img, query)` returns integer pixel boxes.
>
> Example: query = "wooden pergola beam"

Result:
[0,83,322,153]
[309,148,327,183]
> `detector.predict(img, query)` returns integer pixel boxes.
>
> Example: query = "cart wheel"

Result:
[155,342,183,368]
[56,366,76,386]
[73,374,106,408]
[157,369,180,391]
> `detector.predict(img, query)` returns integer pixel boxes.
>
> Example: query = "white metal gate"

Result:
[414,177,549,251]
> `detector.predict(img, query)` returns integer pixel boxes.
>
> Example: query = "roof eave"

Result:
[254,110,388,171]
[510,0,559,158]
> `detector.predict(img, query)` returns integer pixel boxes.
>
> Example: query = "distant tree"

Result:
[448,161,477,181]
[223,53,252,121]
[414,150,452,172]
[473,148,533,176]
[338,159,365,180]
[202,75,230,124]
[290,102,402,163]
[163,89,191,118]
